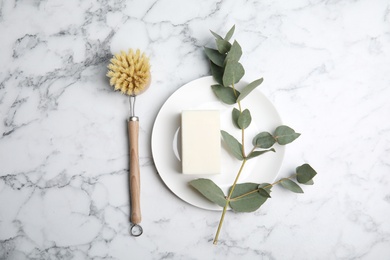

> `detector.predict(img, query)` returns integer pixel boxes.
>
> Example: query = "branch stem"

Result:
[213,159,247,244]
[232,83,246,157]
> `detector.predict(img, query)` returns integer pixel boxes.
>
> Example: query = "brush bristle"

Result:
[106,49,151,96]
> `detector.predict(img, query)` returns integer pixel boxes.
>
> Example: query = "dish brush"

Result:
[107,49,151,236]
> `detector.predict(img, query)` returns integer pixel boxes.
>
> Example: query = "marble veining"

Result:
[1,0,390,259]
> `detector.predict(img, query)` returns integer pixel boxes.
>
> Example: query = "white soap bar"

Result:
[181,110,221,174]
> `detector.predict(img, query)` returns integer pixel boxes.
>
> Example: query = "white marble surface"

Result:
[1,0,389,259]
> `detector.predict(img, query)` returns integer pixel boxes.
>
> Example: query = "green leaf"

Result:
[204,47,225,67]
[237,109,251,129]
[211,84,239,105]
[224,25,235,41]
[302,179,314,185]
[222,61,245,87]
[189,179,227,207]
[221,130,244,160]
[229,183,269,212]
[237,78,263,102]
[280,178,304,193]
[274,125,301,145]
[253,132,275,149]
[216,38,231,54]
[296,164,317,184]
[258,187,271,198]
[225,40,242,64]
[232,108,240,128]
[210,61,224,85]
[258,183,272,191]
[246,148,275,160]
[210,30,223,40]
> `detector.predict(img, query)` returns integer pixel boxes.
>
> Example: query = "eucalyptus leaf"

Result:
[258,182,272,197]
[258,187,271,198]
[280,178,304,193]
[258,183,272,191]
[237,78,264,102]
[210,30,223,40]
[189,179,227,207]
[237,109,251,129]
[253,132,275,149]
[225,40,242,64]
[210,61,224,85]
[221,130,244,160]
[302,179,314,185]
[296,164,317,184]
[274,125,301,145]
[246,148,275,160]
[211,84,239,105]
[204,47,226,67]
[222,61,245,87]
[232,108,240,128]
[216,38,231,54]
[224,25,235,41]
[229,183,268,212]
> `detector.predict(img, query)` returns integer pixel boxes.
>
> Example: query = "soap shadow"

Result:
[172,113,182,173]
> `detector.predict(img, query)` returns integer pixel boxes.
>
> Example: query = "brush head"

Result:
[107,49,151,96]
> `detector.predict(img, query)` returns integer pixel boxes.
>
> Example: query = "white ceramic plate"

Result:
[151,76,284,211]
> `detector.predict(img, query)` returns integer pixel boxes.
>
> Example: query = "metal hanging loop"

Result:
[130,223,143,237]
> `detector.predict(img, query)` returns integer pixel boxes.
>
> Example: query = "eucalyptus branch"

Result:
[189,25,317,245]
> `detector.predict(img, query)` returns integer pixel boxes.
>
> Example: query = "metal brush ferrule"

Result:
[129,95,137,119]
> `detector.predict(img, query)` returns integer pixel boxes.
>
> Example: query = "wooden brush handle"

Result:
[128,118,141,224]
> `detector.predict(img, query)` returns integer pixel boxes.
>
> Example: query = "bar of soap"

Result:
[181,110,221,174]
